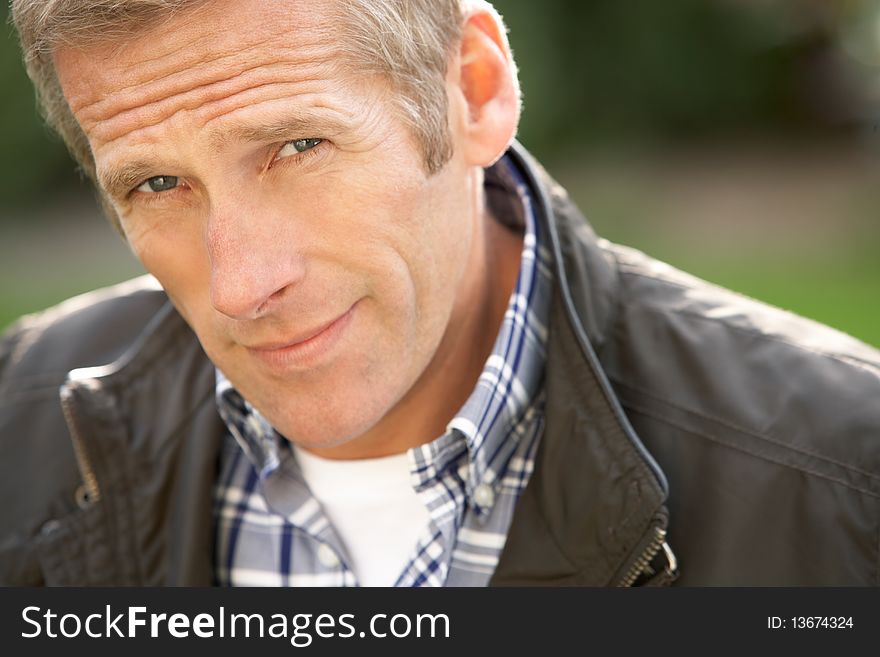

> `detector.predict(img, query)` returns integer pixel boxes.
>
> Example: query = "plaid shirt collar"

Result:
[216,153,546,513]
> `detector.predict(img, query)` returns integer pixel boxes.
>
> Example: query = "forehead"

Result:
[54,0,344,145]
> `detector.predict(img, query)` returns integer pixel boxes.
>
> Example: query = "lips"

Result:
[244,302,358,370]
[248,314,344,351]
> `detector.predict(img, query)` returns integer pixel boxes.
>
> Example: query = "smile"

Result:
[245,301,359,370]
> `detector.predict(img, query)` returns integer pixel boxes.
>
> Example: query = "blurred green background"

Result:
[1,0,878,345]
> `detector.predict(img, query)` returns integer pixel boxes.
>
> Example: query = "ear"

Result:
[452,7,520,168]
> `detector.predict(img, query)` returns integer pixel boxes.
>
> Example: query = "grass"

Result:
[552,142,880,348]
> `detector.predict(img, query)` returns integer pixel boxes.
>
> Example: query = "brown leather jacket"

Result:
[2,144,879,586]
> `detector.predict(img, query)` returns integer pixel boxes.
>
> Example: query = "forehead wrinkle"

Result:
[85,63,338,146]
[64,0,337,118]
[72,29,328,116]
[74,41,332,126]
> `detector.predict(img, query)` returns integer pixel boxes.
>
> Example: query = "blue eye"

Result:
[278,138,323,159]
[137,176,179,193]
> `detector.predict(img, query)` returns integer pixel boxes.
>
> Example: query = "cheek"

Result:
[339,170,472,352]
[383,171,473,301]
[123,214,213,326]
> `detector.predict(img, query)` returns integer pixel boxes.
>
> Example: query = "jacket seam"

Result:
[674,306,880,375]
[621,396,880,499]
[602,246,629,361]
[617,267,880,373]
[611,377,880,483]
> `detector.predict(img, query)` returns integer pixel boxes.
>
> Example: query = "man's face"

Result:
[55,0,481,450]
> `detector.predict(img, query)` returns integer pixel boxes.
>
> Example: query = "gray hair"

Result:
[11,0,500,226]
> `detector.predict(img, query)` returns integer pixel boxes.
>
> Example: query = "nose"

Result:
[206,202,307,320]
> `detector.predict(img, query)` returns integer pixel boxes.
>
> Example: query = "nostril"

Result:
[210,266,302,320]
[255,282,294,317]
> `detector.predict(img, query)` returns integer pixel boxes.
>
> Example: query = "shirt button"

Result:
[246,415,263,436]
[474,483,495,509]
[318,543,340,568]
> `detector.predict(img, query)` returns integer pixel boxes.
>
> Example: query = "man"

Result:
[2,0,878,587]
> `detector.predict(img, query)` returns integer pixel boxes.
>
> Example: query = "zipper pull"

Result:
[60,382,101,505]
[617,525,679,587]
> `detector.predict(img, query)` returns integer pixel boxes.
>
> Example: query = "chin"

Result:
[234,326,426,456]
[270,383,404,455]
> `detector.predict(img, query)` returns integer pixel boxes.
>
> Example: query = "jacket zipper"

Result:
[509,143,677,587]
[511,142,669,497]
[60,384,101,505]
[617,525,677,587]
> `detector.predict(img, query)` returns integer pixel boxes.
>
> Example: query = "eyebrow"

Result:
[99,160,162,201]
[209,109,351,150]
[98,109,352,199]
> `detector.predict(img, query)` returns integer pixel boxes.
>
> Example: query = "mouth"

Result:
[245,301,359,370]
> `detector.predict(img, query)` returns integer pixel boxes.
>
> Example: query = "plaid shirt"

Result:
[213,155,554,586]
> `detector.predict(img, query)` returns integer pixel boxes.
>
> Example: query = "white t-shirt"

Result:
[293,446,431,587]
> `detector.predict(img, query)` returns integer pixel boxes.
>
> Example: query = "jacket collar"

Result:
[59,302,222,585]
[489,143,670,586]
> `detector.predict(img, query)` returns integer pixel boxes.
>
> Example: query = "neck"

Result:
[305,170,524,460]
